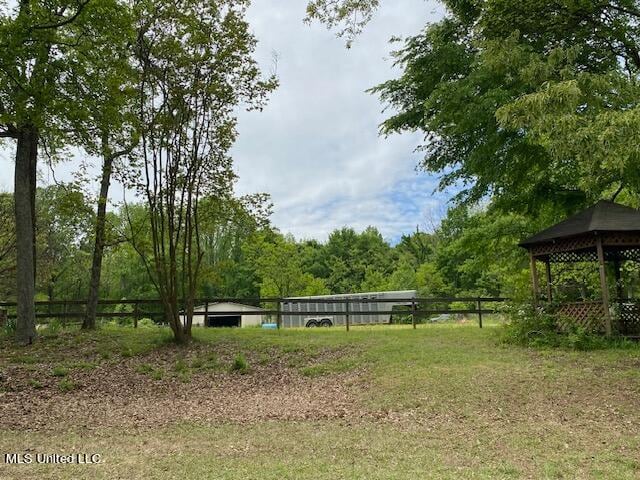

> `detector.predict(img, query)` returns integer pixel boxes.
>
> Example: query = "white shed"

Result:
[182,302,265,328]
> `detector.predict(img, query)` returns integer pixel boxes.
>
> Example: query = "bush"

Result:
[501,302,635,350]
[501,303,558,347]
[137,318,156,328]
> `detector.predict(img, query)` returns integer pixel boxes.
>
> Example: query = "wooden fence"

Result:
[0,297,508,330]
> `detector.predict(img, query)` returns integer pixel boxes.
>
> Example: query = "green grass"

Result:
[51,366,69,377]
[1,323,640,479]
[57,378,77,392]
[230,353,249,374]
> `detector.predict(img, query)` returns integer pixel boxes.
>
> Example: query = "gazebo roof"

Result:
[520,200,640,247]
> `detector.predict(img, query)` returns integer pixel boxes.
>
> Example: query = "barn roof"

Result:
[520,200,640,247]
[192,301,265,311]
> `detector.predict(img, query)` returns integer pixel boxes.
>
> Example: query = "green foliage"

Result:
[501,303,635,350]
[45,319,63,335]
[28,379,43,389]
[137,318,156,328]
[305,0,379,45]
[51,366,69,377]
[230,353,249,374]
[371,0,640,210]
[57,378,78,392]
[244,231,329,298]
[2,318,16,337]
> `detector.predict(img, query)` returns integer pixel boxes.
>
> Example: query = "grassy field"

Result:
[1,323,639,479]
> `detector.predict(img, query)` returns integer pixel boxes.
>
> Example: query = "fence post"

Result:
[276,300,282,330]
[133,301,139,329]
[477,298,483,329]
[345,299,350,332]
[411,301,417,330]
[204,301,209,328]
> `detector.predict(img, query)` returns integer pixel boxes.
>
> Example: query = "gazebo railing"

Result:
[555,301,606,333]
[552,299,640,336]
[615,300,640,336]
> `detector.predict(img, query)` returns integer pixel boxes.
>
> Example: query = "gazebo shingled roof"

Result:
[520,200,640,247]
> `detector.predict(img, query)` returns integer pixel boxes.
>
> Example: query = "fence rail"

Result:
[0,297,508,330]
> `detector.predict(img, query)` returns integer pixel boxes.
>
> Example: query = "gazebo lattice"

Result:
[520,201,640,336]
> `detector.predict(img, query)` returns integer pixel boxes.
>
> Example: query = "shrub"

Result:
[501,303,558,347]
[501,302,635,350]
[137,318,156,328]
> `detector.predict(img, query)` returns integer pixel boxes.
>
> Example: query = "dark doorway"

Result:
[206,315,241,328]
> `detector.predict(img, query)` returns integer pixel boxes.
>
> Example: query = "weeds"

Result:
[52,366,69,377]
[57,378,77,392]
[230,353,249,374]
[28,379,43,389]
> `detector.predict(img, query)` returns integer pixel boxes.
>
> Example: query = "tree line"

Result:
[4,186,629,315]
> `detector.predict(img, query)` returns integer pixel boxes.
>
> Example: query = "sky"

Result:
[0,0,452,243]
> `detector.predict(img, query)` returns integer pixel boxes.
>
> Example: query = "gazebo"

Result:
[519,200,640,336]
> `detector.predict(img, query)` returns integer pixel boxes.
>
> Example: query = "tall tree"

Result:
[131,0,276,342]
[370,1,640,211]
[75,9,137,329]
[0,0,129,343]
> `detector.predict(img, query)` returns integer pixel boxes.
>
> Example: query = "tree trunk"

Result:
[83,155,114,329]
[14,125,38,345]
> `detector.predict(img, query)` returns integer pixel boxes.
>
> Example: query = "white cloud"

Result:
[0,0,450,242]
[232,0,449,242]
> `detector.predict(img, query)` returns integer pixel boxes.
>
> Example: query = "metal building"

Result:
[182,302,265,328]
[281,290,417,328]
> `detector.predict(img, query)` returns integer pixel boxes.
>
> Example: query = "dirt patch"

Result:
[0,342,368,432]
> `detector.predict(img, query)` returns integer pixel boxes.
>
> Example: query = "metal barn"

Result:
[281,290,417,328]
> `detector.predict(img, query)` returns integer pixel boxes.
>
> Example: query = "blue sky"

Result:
[0,0,453,243]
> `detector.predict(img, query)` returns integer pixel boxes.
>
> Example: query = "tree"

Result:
[197,193,272,298]
[0,0,131,343]
[305,0,380,46]
[370,1,640,211]
[324,226,394,293]
[396,228,435,266]
[244,232,329,298]
[77,10,137,329]
[387,255,417,291]
[130,0,276,342]
[360,266,388,292]
[0,193,16,299]
[36,184,93,301]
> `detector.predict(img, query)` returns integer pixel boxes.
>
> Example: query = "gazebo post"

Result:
[529,252,540,306]
[544,258,553,303]
[596,236,612,336]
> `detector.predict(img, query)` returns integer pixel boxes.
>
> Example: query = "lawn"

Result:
[1,323,639,479]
